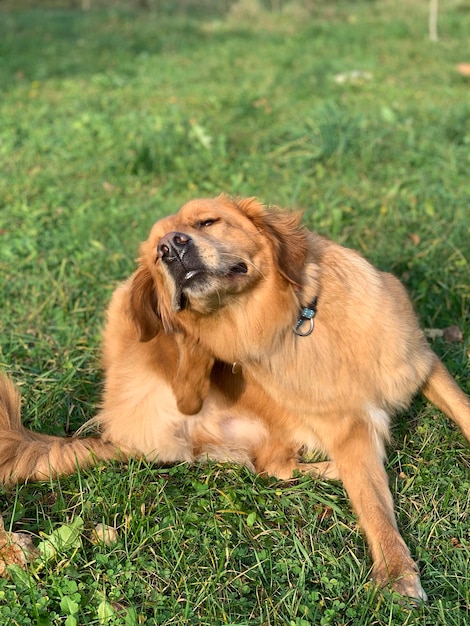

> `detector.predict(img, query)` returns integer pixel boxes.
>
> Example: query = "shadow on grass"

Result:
[0,9,256,86]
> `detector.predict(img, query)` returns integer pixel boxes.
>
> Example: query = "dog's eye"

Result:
[195,218,219,229]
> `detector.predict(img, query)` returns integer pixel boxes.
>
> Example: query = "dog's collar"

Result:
[230,298,317,375]
[294,297,318,337]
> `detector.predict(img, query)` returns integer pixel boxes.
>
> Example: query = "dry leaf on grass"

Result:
[0,516,38,577]
[90,523,118,546]
[408,232,421,246]
[314,504,334,522]
[424,328,444,340]
[443,325,463,343]
[424,325,463,343]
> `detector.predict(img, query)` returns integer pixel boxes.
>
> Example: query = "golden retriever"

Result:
[1,194,469,602]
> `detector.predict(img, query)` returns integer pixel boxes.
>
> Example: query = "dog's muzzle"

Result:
[158,231,206,284]
[158,231,192,262]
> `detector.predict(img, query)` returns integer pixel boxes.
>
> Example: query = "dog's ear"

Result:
[234,197,309,288]
[128,265,162,342]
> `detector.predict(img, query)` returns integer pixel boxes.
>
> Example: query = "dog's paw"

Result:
[390,572,428,603]
[373,544,428,603]
[374,561,428,603]
[175,393,204,416]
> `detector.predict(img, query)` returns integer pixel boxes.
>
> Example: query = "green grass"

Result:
[0,1,469,623]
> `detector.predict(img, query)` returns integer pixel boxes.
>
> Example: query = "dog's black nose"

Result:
[158,231,192,258]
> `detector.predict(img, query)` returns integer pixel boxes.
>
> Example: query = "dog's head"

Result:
[129,195,314,342]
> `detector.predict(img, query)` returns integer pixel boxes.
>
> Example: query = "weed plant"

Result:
[0,1,469,624]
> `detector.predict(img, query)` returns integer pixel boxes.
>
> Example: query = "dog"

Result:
[1,195,469,602]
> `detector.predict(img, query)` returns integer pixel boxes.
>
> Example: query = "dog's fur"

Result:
[1,195,469,601]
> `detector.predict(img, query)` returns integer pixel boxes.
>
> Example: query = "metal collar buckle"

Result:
[294,297,318,337]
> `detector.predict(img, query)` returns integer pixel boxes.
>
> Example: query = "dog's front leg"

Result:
[173,333,215,415]
[328,418,427,602]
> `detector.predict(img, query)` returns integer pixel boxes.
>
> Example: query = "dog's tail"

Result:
[0,374,124,485]
[421,354,470,442]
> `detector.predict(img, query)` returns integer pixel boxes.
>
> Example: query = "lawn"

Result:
[0,1,469,624]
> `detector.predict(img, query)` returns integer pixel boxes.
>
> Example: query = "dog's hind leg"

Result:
[327,416,427,602]
[421,353,470,442]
